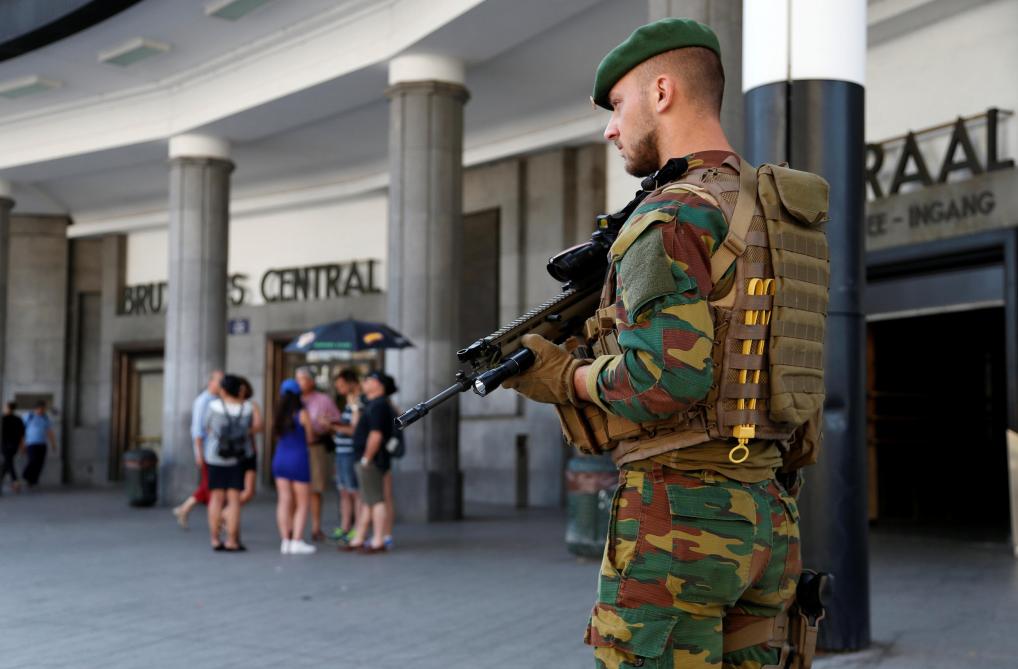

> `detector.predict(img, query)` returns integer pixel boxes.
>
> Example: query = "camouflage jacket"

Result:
[585,152,733,423]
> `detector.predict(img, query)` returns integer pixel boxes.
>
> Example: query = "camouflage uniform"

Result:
[584,151,801,669]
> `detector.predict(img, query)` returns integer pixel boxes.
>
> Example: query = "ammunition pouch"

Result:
[723,570,829,669]
[554,402,611,455]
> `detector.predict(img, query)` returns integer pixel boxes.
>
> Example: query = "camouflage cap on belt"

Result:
[592,17,721,110]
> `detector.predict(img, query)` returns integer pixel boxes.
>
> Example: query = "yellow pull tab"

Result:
[730,278,773,464]
[728,442,750,464]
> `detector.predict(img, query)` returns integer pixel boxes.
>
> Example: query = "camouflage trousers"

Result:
[585,464,801,669]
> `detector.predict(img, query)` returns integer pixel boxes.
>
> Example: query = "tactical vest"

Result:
[556,156,830,467]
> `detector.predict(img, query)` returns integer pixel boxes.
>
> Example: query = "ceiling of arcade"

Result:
[0,0,637,226]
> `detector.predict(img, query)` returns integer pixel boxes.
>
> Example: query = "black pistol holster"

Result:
[723,570,830,669]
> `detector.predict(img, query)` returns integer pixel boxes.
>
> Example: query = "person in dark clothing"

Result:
[1,402,25,493]
[345,371,396,553]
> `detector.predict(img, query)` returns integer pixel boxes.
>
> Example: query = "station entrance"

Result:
[867,307,1010,538]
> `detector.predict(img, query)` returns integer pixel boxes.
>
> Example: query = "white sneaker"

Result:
[280,539,291,554]
[288,539,317,555]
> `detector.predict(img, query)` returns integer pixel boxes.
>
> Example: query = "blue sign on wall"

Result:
[228,318,250,336]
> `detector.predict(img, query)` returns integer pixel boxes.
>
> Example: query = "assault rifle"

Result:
[395,158,689,430]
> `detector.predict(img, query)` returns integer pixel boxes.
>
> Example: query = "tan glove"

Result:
[502,334,584,405]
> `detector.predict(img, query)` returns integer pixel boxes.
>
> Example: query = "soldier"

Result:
[506,18,828,669]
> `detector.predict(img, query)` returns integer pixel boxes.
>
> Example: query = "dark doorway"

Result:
[867,307,1009,538]
[111,346,164,481]
[460,208,500,345]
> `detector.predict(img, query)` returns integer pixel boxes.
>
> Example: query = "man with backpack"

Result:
[504,18,829,669]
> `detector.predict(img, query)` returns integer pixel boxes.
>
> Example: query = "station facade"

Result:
[0,0,1016,539]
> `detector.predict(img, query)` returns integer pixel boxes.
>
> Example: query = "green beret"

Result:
[592,18,721,110]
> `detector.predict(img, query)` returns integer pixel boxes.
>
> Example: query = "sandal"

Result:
[172,507,188,530]
[212,544,226,552]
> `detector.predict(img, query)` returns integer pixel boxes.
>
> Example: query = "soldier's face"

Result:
[603,74,660,178]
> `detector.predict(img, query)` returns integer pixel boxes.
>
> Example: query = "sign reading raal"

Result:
[121,259,382,316]
[865,108,1016,251]
[867,108,1013,198]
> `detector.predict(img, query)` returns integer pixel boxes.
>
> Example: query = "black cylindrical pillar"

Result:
[743,0,870,651]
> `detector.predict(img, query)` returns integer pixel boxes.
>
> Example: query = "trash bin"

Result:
[565,453,618,558]
[124,449,158,507]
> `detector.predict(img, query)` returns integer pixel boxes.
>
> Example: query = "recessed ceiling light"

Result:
[0,76,62,99]
[205,0,272,20]
[99,38,171,67]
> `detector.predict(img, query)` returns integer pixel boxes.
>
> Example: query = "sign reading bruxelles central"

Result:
[121,259,381,316]
[865,107,1016,251]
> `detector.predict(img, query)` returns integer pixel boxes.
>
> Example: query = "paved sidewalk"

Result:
[2,489,596,669]
[2,488,1018,668]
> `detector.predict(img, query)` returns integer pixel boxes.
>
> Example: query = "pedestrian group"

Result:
[171,366,401,555]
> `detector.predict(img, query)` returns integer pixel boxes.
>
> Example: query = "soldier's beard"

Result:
[623,122,661,178]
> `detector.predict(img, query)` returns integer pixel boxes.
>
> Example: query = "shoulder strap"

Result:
[710,159,758,285]
[218,399,238,430]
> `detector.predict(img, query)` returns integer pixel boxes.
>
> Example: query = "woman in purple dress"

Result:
[271,379,316,555]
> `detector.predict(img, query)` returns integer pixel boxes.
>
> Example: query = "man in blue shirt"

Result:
[22,400,56,487]
[172,370,223,528]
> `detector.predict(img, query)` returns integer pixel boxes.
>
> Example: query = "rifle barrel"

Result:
[394,376,472,430]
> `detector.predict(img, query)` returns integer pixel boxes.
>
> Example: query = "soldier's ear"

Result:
[653,74,676,113]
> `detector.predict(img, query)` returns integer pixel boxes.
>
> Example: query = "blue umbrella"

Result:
[284,318,413,353]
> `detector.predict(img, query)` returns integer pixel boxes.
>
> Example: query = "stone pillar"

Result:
[648,0,743,151]
[386,54,468,521]
[0,180,11,402]
[160,135,233,505]
[6,214,70,486]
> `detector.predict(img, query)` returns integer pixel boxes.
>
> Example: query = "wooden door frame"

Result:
[110,342,163,481]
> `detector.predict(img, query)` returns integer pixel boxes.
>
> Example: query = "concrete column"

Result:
[0,180,12,403]
[6,214,69,486]
[160,135,233,505]
[648,0,743,151]
[386,54,468,521]
[744,0,869,651]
